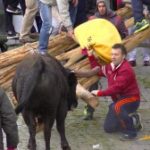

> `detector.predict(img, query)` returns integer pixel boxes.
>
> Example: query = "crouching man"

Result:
[75,44,142,140]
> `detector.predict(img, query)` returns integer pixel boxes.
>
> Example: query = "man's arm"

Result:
[74,66,100,78]
[92,69,131,96]
[56,0,78,38]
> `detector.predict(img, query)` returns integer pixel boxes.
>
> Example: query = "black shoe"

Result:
[129,60,136,67]
[143,61,150,66]
[0,42,8,52]
[7,31,19,39]
[120,133,137,141]
[83,105,95,120]
[6,5,22,14]
[131,112,143,132]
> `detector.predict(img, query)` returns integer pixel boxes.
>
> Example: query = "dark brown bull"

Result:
[12,53,77,150]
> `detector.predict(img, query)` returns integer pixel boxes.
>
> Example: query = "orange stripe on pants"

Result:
[114,96,139,115]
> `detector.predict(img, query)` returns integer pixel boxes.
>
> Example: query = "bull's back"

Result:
[14,54,69,115]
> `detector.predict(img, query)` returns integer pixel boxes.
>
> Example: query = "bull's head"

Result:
[66,71,78,110]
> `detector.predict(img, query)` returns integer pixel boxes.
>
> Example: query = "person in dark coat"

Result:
[95,0,128,39]
[0,88,19,150]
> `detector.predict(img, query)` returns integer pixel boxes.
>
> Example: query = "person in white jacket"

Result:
[38,0,78,54]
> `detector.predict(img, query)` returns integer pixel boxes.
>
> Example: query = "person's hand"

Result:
[67,29,76,40]
[88,15,96,20]
[93,66,101,73]
[91,90,99,96]
[87,50,94,56]
[91,90,103,96]
[72,0,78,6]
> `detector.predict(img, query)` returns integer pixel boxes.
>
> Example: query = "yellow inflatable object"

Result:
[74,19,122,64]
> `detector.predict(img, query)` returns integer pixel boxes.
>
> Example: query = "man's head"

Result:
[111,44,127,66]
[97,0,107,16]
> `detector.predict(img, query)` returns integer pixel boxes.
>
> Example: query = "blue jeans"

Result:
[38,1,52,53]
[104,97,140,137]
[131,0,150,22]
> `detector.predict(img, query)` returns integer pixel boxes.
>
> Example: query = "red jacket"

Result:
[88,55,140,102]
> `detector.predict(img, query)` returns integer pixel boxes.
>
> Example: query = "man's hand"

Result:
[72,0,78,6]
[91,90,103,96]
[67,29,76,40]
[91,90,99,96]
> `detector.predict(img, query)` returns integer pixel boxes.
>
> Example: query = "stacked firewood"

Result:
[1,6,150,108]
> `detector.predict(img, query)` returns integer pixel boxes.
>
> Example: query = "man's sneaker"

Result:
[120,133,137,141]
[134,19,150,33]
[6,5,22,14]
[131,112,143,132]
[83,105,95,120]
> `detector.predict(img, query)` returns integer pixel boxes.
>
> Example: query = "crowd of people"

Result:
[0,0,150,149]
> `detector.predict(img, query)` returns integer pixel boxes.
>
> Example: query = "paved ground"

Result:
[4,49,150,150]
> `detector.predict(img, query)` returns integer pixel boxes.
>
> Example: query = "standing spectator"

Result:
[19,0,39,43]
[2,0,21,37]
[131,0,150,33]
[128,5,150,66]
[95,0,128,39]
[128,27,150,66]
[38,0,78,55]
[0,88,19,150]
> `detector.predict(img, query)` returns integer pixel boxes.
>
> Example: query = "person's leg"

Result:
[6,0,19,8]
[38,2,52,54]
[74,0,87,27]
[131,0,144,22]
[19,0,26,15]
[20,0,38,42]
[127,27,136,66]
[114,97,140,139]
[104,103,120,133]
[35,15,42,33]
[131,0,150,33]
[2,0,17,37]
[83,82,99,120]
[127,49,137,67]
[69,1,78,26]
[142,39,150,66]
[142,0,150,6]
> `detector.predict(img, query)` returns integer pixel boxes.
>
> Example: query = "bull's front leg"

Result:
[22,111,37,150]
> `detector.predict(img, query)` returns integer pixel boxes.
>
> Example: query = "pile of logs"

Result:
[1,5,150,108]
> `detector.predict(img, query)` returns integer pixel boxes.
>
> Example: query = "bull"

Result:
[12,53,77,150]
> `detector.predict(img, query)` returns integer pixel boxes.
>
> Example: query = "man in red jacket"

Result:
[75,44,142,140]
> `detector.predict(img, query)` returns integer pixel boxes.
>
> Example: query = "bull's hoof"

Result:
[27,143,36,150]
[62,145,71,150]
